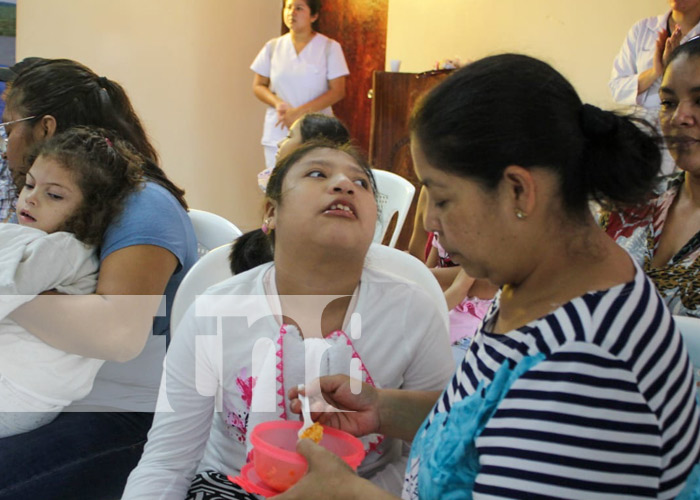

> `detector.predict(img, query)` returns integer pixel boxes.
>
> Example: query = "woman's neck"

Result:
[495,218,634,334]
[274,249,364,297]
[671,7,700,34]
[273,249,364,338]
[682,170,700,208]
[290,28,315,44]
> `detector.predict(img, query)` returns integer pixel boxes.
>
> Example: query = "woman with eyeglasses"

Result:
[0,58,198,499]
[0,57,47,223]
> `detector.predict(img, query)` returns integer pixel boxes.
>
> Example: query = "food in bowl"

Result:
[299,421,324,443]
[249,420,364,492]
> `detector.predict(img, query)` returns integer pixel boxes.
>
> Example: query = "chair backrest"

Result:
[365,243,449,330]
[171,242,449,334]
[675,315,700,396]
[188,208,243,257]
[371,169,416,248]
[171,243,234,332]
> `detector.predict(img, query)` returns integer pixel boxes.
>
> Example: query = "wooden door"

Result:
[369,70,453,250]
[281,0,388,155]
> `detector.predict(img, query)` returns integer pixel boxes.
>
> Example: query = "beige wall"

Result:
[386,0,664,107]
[16,1,670,231]
[17,0,280,231]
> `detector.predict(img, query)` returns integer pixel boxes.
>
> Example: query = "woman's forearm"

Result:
[296,88,345,115]
[430,266,461,290]
[637,67,660,95]
[9,244,177,362]
[377,389,441,442]
[10,293,161,362]
[253,83,285,109]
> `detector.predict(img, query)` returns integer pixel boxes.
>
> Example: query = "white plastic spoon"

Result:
[297,383,313,439]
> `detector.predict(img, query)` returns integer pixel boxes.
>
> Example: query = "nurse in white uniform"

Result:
[251,0,349,172]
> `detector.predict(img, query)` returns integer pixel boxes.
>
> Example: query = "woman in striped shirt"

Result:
[277,54,700,500]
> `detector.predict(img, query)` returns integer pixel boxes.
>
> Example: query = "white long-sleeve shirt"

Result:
[0,224,101,406]
[609,11,700,110]
[123,263,454,499]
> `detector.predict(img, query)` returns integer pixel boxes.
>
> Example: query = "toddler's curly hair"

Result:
[26,126,144,245]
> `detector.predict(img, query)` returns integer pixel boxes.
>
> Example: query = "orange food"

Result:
[299,422,323,443]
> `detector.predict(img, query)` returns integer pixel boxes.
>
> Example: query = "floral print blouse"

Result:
[602,173,699,318]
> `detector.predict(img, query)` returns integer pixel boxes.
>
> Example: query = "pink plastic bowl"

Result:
[249,420,365,492]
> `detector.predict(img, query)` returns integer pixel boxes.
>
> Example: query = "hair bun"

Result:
[579,103,618,138]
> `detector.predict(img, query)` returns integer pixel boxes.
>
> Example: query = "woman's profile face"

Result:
[669,0,700,13]
[411,137,510,285]
[1,104,41,190]
[272,147,377,255]
[659,53,700,175]
[283,0,318,33]
[276,118,303,161]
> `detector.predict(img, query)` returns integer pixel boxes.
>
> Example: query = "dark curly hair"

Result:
[25,126,143,246]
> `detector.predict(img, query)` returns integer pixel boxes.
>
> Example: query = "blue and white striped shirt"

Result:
[404,264,700,499]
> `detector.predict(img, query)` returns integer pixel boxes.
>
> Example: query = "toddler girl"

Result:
[0,126,142,437]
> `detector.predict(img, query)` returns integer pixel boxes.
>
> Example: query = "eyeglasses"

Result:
[0,116,37,154]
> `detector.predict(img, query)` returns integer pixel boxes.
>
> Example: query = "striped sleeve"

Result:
[473,341,694,499]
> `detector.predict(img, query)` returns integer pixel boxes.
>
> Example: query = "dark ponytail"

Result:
[576,104,662,210]
[229,229,274,275]
[410,54,661,217]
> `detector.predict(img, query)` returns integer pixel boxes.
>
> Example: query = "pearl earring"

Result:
[515,209,527,220]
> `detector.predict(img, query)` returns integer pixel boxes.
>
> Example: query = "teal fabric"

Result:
[679,447,700,500]
[408,353,545,499]
[678,463,700,499]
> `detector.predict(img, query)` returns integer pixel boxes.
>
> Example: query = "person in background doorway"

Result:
[251,0,349,172]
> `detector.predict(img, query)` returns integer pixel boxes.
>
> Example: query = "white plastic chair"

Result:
[188,208,243,257]
[171,243,234,332]
[365,243,449,330]
[675,315,700,397]
[171,242,449,334]
[371,169,416,248]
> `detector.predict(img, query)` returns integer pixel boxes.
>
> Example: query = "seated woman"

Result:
[122,141,454,499]
[0,59,197,499]
[0,127,141,437]
[274,54,700,500]
[603,37,700,318]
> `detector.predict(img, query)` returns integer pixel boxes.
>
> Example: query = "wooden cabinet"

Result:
[368,69,453,250]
